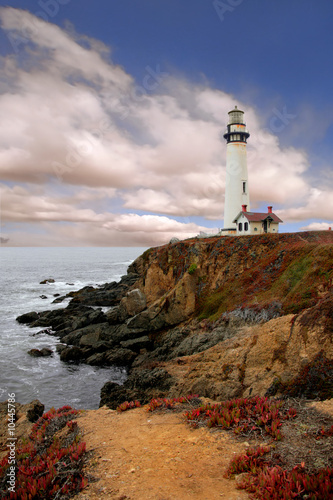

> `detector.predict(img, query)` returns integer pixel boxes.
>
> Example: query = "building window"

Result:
[254,227,257,232]
[244,222,248,231]
[238,222,242,231]
[243,182,246,193]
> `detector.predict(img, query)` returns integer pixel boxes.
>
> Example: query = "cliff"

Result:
[17,231,333,408]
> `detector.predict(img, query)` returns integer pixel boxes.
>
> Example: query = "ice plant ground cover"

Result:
[184,396,296,441]
[147,394,200,412]
[225,446,333,499]
[0,406,87,500]
[182,395,333,500]
[116,400,141,412]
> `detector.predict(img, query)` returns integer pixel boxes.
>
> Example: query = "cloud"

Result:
[300,222,333,231]
[0,7,332,245]
[279,188,333,222]
[0,183,207,246]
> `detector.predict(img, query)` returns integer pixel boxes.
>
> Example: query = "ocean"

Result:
[0,247,146,410]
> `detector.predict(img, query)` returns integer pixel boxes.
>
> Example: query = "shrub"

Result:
[147,394,199,412]
[188,263,197,275]
[116,400,141,412]
[237,464,333,499]
[0,406,87,500]
[184,396,296,441]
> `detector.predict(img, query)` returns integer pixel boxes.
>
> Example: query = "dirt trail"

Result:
[76,405,250,500]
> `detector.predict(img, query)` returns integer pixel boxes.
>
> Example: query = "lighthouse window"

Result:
[237,134,240,141]
[244,222,248,231]
[238,222,243,231]
[243,182,246,193]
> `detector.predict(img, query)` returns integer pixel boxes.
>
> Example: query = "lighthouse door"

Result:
[263,220,268,233]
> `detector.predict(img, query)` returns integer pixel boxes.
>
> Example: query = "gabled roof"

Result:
[233,211,283,223]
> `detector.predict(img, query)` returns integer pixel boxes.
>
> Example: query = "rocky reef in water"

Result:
[17,231,333,408]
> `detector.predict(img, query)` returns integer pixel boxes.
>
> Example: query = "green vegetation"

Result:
[196,237,333,321]
[188,263,197,275]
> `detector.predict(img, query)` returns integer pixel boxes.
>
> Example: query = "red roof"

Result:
[233,211,283,223]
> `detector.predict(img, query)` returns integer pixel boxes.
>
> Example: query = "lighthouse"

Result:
[223,106,250,230]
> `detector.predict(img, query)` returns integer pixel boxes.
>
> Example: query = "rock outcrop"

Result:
[17,231,333,408]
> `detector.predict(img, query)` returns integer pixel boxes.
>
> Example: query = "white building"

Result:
[233,205,283,235]
[222,106,250,232]
[221,106,283,236]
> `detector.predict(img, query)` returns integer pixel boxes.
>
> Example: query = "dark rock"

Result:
[53,293,60,297]
[26,400,45,422]
[85,352,106,366]
[99,382,136,409]
[17,311,39,324]
[28,305,103,332]
[60,346,85,362]
[120,289,146,317]
[40,348,53,356]
[28,349,44,357]
[126,308,157,331]
[28,348,53,357]
[40,279,55,284]
[66,283,74,286]
[106,306,121,325]
[32,328,52,337]
[170,328,231,359]
[68,273,140,307]
[62,322,114,347]
[99,367,174,409]
[71,309,106,331]
[86,347,137,367]
[126,368,173,392]
[105,348,137,366]
[56,344,67,353]
[120,335,152,353]
[52,296,66,304]
[40,295,48,299]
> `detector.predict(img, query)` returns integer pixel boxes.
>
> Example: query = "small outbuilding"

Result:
[233,205,283,236]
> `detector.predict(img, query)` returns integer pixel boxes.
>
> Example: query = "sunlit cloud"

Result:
[0,7,332,246]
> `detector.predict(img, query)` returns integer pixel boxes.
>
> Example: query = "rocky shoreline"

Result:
[17,231,333,408]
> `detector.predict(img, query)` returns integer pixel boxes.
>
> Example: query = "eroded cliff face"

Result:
[167,291,333,401]
[128,231,333,325]
[98,231,333,407]
[17,231,333,408]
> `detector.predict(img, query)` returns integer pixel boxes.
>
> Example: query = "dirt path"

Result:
[76,405,250,500]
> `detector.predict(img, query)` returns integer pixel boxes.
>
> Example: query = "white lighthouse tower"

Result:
[223,106,250,230]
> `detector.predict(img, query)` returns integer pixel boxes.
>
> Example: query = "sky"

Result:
[0,0,332,247]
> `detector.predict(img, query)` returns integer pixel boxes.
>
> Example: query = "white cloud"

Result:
[0,7,332,245]
[0,183,206,246]
[300,222,333,231]
[279,188,333,222]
